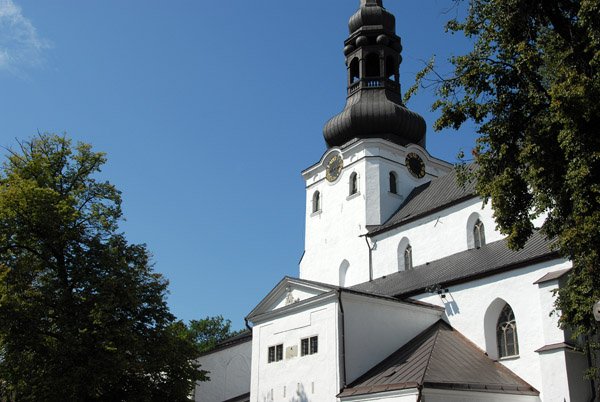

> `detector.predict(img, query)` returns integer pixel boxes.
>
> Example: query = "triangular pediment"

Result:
[246,277,338,322]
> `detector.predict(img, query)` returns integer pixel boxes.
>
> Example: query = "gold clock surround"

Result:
[326,154,344,182]
[406,152,426,179]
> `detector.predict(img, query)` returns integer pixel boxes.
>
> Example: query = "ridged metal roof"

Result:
[352,231,558,298]
[370,167,478,235]
[339,320,539,397]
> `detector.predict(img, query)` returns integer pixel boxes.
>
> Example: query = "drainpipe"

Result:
[245,318,252,331]
[416,384,423,402]
[359,234,375,281]
[587,335,597,402]
[338,291,347,389]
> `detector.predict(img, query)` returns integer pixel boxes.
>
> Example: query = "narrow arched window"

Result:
[312,191,321,213]
[349,172,358,195]
[497,304,519,358]
[350,58,359,83]
[385,56,396,80]
[389,172,398,194]
[474,219,485,248]
[365,53,380,77]
[404,245,413,271]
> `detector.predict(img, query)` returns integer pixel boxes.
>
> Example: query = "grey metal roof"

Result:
[533,267,571,284]
[370,167,478,235]
[339,320,539,398]
[351,231,559,298]
[222,392,250,402]
[200,330,252,356]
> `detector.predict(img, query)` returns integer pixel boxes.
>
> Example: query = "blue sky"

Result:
[0,0,478,330]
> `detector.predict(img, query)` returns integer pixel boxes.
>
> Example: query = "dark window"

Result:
[350,58,359,83]
[301,336,318,356]
[385,56,396,80]
[310,336,318,355]
[365,53,380,77]
[301,338,309,356]
[350,173,358,195]
[268,344,283,363]
[404,245,412,270]
[497,305,519,358]
[474,219,485,248]
[312,191,321,213]
[389,172,397,194]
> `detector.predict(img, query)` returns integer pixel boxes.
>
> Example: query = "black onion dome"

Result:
[348,0,396,34]
[323,90,426,148]
[323,0,427,149]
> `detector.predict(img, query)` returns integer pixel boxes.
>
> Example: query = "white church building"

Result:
[195,1,594,401]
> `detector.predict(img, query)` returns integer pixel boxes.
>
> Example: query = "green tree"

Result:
[0,133,206,401]
[411,0,600,381]
[185,316,243,353]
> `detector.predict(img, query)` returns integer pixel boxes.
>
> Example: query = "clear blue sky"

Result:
[0,0,478,330]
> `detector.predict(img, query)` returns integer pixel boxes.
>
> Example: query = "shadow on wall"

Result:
[442,293,460,316]
[262,384,308,402]
[291,383,308,402]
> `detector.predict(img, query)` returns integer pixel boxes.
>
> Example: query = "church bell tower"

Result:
[323,0,427,149]
[300,0,451,287]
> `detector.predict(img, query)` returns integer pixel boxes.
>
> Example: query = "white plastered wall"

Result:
[300,139,451,287]
[423,388,541,402]
[410,259,574,402]
[341,292,442,383]
[371,197,501,279]
[249,298,341,402]
[342,389,419,402]
[195,340,252,402]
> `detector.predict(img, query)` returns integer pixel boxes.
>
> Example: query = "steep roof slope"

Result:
[352,231,559,298]
[370,166,477,235]
[338,320,538,397]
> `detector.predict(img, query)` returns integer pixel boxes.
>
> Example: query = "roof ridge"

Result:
[419,321,446,385]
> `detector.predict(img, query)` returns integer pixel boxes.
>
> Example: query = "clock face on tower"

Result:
[406,153,426,178]
[326,154,344,182]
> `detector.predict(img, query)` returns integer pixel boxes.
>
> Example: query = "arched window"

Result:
[404,245,413,271]
[312,191,321,213]
[365,53,380,77]
[389,172,398,194]
[385,56,396,80]
[497,304,519,358]
[350,58,359,83]
[473,219,485,248]
[349,172,358,195]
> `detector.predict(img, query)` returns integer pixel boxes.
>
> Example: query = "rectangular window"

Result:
[301,336,318,356]
[268,346,275,363]
[301,338,309,356]
[310,336,318,355]
[268,344,283,363]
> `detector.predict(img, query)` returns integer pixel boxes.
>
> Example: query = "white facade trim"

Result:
[340,388,419,402]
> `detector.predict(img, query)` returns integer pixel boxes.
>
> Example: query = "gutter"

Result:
[338,291,347,389]
[359,234,375,281]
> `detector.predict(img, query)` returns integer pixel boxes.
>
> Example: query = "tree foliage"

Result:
[0,134,206,401]
[185,316,243,354]
[412,0,600,378]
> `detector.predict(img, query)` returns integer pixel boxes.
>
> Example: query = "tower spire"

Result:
[323,0,426,149]
[360,0,383,6]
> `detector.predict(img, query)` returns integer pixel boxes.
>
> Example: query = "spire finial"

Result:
[360,0,383,6]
